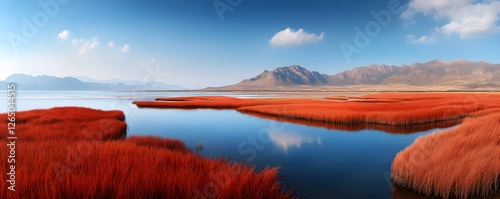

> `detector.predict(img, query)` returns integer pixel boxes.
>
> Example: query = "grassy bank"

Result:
[134,93,500,126]
[391,112,500,198]
[0,107,291,199]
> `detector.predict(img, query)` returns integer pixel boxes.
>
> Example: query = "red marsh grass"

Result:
[134,93,500,198]
[0,107,291,199]
[134,93,500,125]
[242,110,463,134]
[391,112,500,199]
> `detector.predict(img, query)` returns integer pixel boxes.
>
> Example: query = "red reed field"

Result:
[0,107,291,199]
[391,111,500,199]
[134,93,500,198]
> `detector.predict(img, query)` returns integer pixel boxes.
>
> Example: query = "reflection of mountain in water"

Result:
[268,132,321,152]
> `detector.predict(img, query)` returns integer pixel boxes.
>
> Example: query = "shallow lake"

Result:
[1,91,456,199]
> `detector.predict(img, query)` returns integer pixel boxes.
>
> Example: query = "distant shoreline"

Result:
[119,89,500,93]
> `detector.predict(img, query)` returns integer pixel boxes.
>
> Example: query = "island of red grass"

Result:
[135,93,500,125]
[134,93,500,198]
[0,107,291,199]
[243,111,463,134]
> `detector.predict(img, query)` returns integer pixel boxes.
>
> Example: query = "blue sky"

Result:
[1,0,500,88]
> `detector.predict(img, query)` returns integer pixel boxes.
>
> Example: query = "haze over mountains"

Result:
[2,60,498,91]
[215,60,500,91]
[0,74,185,91]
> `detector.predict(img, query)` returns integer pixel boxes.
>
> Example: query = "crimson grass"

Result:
[134,93,500,126]
[391,112,500,199]
[0,107,291,199]
[134,93,500,198]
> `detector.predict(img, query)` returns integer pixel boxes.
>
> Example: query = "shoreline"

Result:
[133,93,500,198]
[0,107,292,199]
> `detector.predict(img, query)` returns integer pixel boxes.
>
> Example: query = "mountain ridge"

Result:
[213,60,500,91]
[0,74,186,91]
[236,65,329,88]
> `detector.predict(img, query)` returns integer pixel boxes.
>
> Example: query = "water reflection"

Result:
[5,91,479,199]
[241,111,463,134]
[391,184,438,199]
[268,131,321,152]
[392,183,500,199]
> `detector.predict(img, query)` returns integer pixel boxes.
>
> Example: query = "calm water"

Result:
[1,91,452,199]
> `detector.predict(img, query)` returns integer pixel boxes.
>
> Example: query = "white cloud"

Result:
[406,28,440,44]
[62,33,129,55]
[107,41,130,54]
[269,28,325,46]
[268,132,321,152]
[120,44,130,53]
[406,34,437,44]
[403,0,500,38]
[441,2,500,37]
[402,0,470,18]
[71,38,79,46]
[57,30,70,40]
[71,36,100,55]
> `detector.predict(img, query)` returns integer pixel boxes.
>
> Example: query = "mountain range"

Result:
[213,60,500,91]
[2,60,499,91]
[0,74,185,91]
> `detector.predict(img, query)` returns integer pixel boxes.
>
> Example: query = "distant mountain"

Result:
[0,81,8,89]
[75,76,186,90]
[4,74,92,90]
[213,60,500,91]
[215,65,329,89]
[327,60,500,87]
[0,74,186,91]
